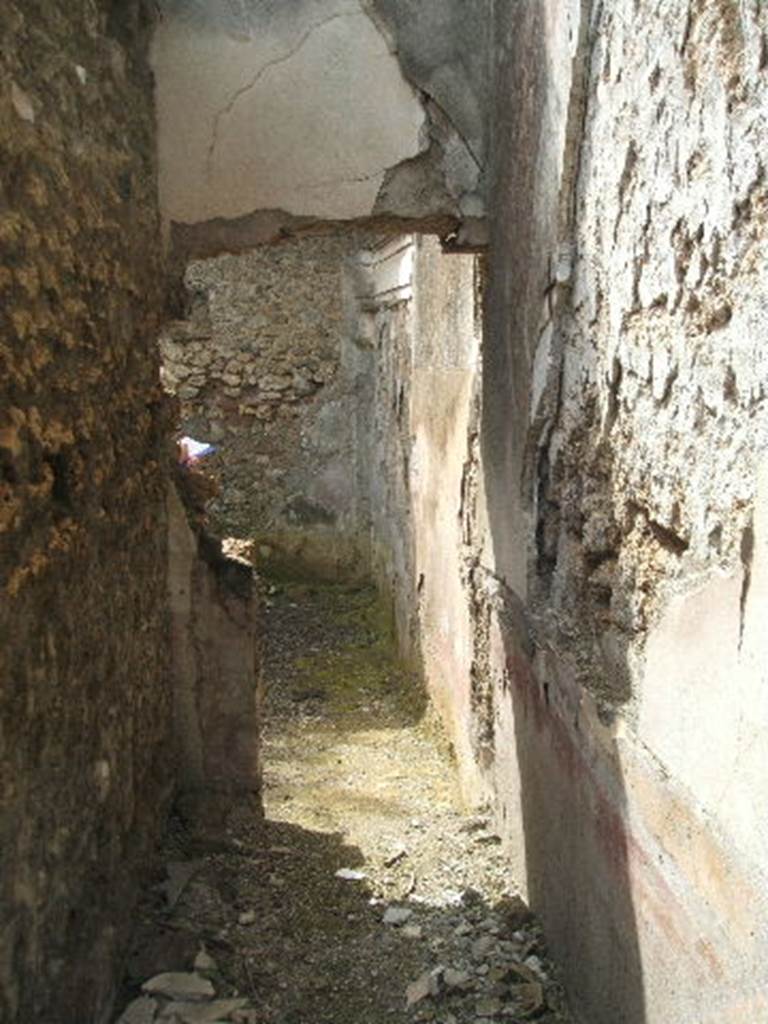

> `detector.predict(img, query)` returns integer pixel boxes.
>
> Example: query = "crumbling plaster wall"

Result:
[161,233,374,578]
[478,2,768,1023]
[150,0,490,256]
[361,237,422,657]
[167,478,263,829]
[358,236,487,798]
[407,240,487,799]
[352,3,768,1022]
[92,3,767,1022]
[0,3,173,1022]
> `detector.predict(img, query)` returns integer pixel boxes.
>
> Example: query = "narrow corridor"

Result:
[114,582,574,1024]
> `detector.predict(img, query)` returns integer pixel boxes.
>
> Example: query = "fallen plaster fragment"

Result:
[11,81,34,122]
[142,973,215,1002]
[116,996,158,1024]
[158,998,248,1023]
[383,905,413,926]
[443,968,472,990]
[335,867,367,880]
[405,968,441,1006]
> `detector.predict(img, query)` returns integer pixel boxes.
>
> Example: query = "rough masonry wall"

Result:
[167,478,263,830]
[480,3,768,1023]
[161,233,373,578]
[0,4,172,1022]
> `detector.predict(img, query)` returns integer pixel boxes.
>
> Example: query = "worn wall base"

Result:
[167,480,264,832]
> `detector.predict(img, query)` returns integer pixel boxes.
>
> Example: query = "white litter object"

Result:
[335,867,367,881]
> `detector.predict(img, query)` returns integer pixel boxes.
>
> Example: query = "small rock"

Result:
[238,910,256,926]
[232,1012,259,1024]
[473,833,502,846]
[383,906,413,926]
[11,81,34,123]
[158,999,248,1023]
[402,924,423,940]
[193,949,217,974]
[461,887,484,906]
[471,936,495,961]
[459,817,489,834]
[475,996,502,1017]
[116,996,158,1024]
[142,973,214,1002]
[524,955,546,978]
[335,868,366,881]
[502,896,535,931]
[406,970,439,1007]
[443,968,471,990]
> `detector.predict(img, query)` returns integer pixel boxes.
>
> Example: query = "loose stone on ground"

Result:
[112,583,573,1024]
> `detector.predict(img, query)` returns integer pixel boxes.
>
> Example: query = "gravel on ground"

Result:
[114,581,575,1024]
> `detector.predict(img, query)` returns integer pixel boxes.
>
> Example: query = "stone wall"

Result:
[0,3,173,1022]
[25,4,759,1022]
[344,5,768,1023]
[161,233,374,579]
[167,475,263,830]
[361,237,420,656]
[358,236,487,790]
[479,3,768,1023]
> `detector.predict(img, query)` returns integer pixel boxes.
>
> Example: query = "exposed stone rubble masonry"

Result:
[3,3,768,1024]
[0,3,172,1022]
[160,231,376,578]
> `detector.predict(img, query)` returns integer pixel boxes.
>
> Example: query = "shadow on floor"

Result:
[117,811,572,1024]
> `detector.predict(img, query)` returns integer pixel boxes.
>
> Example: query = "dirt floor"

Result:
[115,582,575,1024]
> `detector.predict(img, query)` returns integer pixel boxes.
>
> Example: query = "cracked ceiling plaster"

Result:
[151,0,488,237]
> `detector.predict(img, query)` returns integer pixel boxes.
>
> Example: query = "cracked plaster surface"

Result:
[151,0,427,224]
